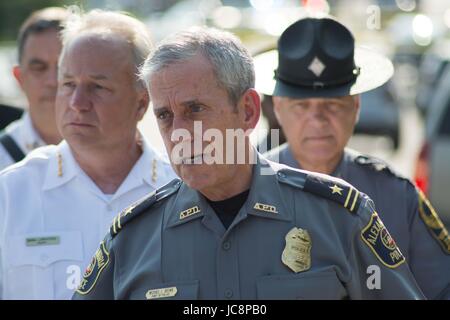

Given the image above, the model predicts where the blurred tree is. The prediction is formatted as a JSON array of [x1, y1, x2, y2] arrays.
[[0, 0, 73, 41]]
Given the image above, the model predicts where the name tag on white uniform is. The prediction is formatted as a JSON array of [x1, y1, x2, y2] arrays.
[[26, 236, 60, 247]]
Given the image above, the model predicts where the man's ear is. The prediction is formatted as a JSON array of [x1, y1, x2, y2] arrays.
[[12, 65, 24, 89], [240, 88, 260, 130], [136, 88, 150, 121]]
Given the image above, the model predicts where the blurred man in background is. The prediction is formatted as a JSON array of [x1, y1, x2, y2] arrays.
[[0, 8, 176, 299], [260, 17, 450, 299], [0, 7, 67, 169]]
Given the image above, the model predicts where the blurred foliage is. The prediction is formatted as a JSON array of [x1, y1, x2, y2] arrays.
[[0, 0, 74, 42]]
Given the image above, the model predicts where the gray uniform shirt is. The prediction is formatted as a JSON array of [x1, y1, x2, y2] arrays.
[[73, 154, 424, 300], [265, 143, 450, 299]]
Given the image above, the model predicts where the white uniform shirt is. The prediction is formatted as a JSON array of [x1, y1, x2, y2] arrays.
[[0, 112, 46, 171], [0, 138, 177, 299]]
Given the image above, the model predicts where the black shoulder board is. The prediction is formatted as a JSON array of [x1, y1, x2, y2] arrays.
[[110, 178, 182, 237], [276, 168, 363, 214]]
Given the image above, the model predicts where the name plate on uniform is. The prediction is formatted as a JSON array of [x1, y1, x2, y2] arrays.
[[179, 206, 200, 220], [26, 236, 60, 247], [146, 286, 178, 300]]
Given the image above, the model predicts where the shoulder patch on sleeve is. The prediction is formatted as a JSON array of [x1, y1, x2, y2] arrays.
[[417, 189, 450, 254], [76, 237, 111, 295], [276, 168, 363, 214], [110, 178, 182, 237], [361, 212, 406, 268]]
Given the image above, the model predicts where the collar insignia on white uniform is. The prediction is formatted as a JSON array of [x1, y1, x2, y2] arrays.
[[57, 152, 63, 177], [254, 202, 278, 214], [179, 206, 201, 220], [151, 159, 157, 183], [145, 286, 178, 300], [417, 189, 450, 254], [282, 227, 312, 273], [76, 241, 110, 295], [361, 212, 405, 268]]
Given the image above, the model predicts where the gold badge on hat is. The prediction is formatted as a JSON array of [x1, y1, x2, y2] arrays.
[[282, 227, 312, 273]]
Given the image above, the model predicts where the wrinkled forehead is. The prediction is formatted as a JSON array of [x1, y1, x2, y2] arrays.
[[148, 54, 220, 103]]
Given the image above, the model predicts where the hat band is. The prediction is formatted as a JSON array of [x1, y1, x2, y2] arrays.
[[274, 66, 361, 89]]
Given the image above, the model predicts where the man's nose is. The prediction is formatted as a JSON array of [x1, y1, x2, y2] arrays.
[[45, 66, 58, 89], [170, 115, 202, 147], [172, 115, 195, 136], [69, 86, 91, 112], [309, 103, 329, 122]]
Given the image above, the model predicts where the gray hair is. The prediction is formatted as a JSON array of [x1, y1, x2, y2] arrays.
[[59, 6, 152, 86], [140, 27, 255, 106]]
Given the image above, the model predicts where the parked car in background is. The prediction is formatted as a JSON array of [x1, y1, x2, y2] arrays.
[[355, 82, 401, 149], [416, 54, 449, 117], [415, 62, 450, 228]]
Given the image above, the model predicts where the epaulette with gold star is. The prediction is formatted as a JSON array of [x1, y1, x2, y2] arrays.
[[110, 178, 182, 238], [276, 168, 363, 214]]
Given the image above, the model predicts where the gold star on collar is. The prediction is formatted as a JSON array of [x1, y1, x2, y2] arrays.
[[329, 184, 343, 196]]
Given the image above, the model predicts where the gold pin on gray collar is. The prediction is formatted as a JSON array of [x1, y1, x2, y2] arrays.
[[254, 202, 278, 214], [179, 206, 201, 220]]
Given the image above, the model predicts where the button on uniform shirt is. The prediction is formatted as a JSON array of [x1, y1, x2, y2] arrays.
[[0, 112, 46, 170], [73, 154, 424, 300], [265, 144, 450, 299], [0, 136, 177, 299]]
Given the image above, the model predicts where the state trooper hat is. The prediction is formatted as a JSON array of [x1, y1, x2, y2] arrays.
[[254, 17, 394, 98]]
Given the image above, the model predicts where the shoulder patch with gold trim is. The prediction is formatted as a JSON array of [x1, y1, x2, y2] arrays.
[[276, 168, 363, 214], [417, 189, 450, 254], [361, 212, 405, 268], [76, 239, 110, 295], [110, 178, 182, 237], [355, 153, 450, 254]]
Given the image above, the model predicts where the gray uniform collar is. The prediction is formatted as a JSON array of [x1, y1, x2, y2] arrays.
[[166, 152, 292, 236]]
